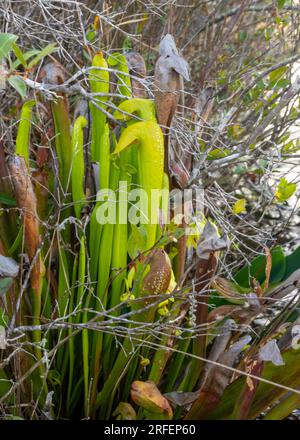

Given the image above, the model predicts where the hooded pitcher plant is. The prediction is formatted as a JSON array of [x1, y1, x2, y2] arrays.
[[71, 115, 88, 219], [112, 120, 165, 250], [88, 52, 109, 163], [113, 98, 156, 123], [100, 98, 157, 377], [15, 100, 35, 166], [113, 97, 158, 208], [88, 53, 110, 280], [88, 56, 133, 405]]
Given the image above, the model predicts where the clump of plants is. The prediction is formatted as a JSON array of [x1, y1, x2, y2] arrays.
[[1, 30, 300, 421]]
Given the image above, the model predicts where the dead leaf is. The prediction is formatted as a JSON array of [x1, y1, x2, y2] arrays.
[[196, 221, 228, 260], [259, 339, 285, 366], [265, 269, 300, 301], [0, 255, 19, 278], [158, 34, 190, 81], [291, 324, 300, 349], [212, 276, 246, 304], [264, 247, 272, 292], [0, 325, 6, 350], [154, 34, 190, 172], [125, 52, 147, 98], [131, 380, 173, 419], [200, 319, 235, 387], [246, 376, 254, 392], [9, 155, 43, 293], [185, 335, 251, 419], [164, 391, 199, 408]]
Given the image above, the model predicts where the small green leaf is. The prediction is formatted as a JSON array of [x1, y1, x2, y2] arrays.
[[127, 266, 136, 289], [0, 33, 18, 61], [264, 28, 273, 41], [86, 29, 97, 43], [27, 43, 57, 68], [0, 193, 17, 206], [207, 148, 231, 160], [0, 278, 13, 297], [268, 66, 288, 87], [122, 36, 133, 51], [289, 107, 299, 121], [8, 75, 26, 98], [282, 140, 299, 154], [275, 177, 297, 203], [227, 125, 241, 139], [233, 199, 247, 214], [239, 31, 247, 42], [12, 43, 27, 68], [0, 308, 8, 327], [234, 165, 247, 175], [127, 224, 147, 260], [277, 0, 286, 9], [107, 52, 132, 97], [112, 402, 137, 420], [12, 49, 40, 69]]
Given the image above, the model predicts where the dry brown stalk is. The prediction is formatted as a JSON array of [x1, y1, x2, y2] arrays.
[[9, 156, 42, 295]]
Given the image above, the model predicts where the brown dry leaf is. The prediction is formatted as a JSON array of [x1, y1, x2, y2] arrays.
[[125, 52, 147, 98], [246, 376, 254, 392], [252, 277, 263, 297], [208, 305, 241, 322], [131, 380, 173, 419], [196, 221, 228, 261], [264, 246, 272, 292], [164, 391, 199, 408], [154, 34, 190, 172], [212, 276, 246, 304], [9, 156, 42, 293]]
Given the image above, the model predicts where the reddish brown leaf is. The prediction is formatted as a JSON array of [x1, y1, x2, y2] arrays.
[[9, 156, 43, 294]]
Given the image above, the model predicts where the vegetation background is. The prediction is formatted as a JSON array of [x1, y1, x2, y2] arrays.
[[1, 0, 300, 421]]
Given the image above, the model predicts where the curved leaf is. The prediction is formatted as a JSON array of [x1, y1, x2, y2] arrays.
[[71, 115, 87, 218], [15, 100, 35, 163], [113, 121, 164, 249], [114, 98, 156, 122], [0, 33, 17, 61]]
